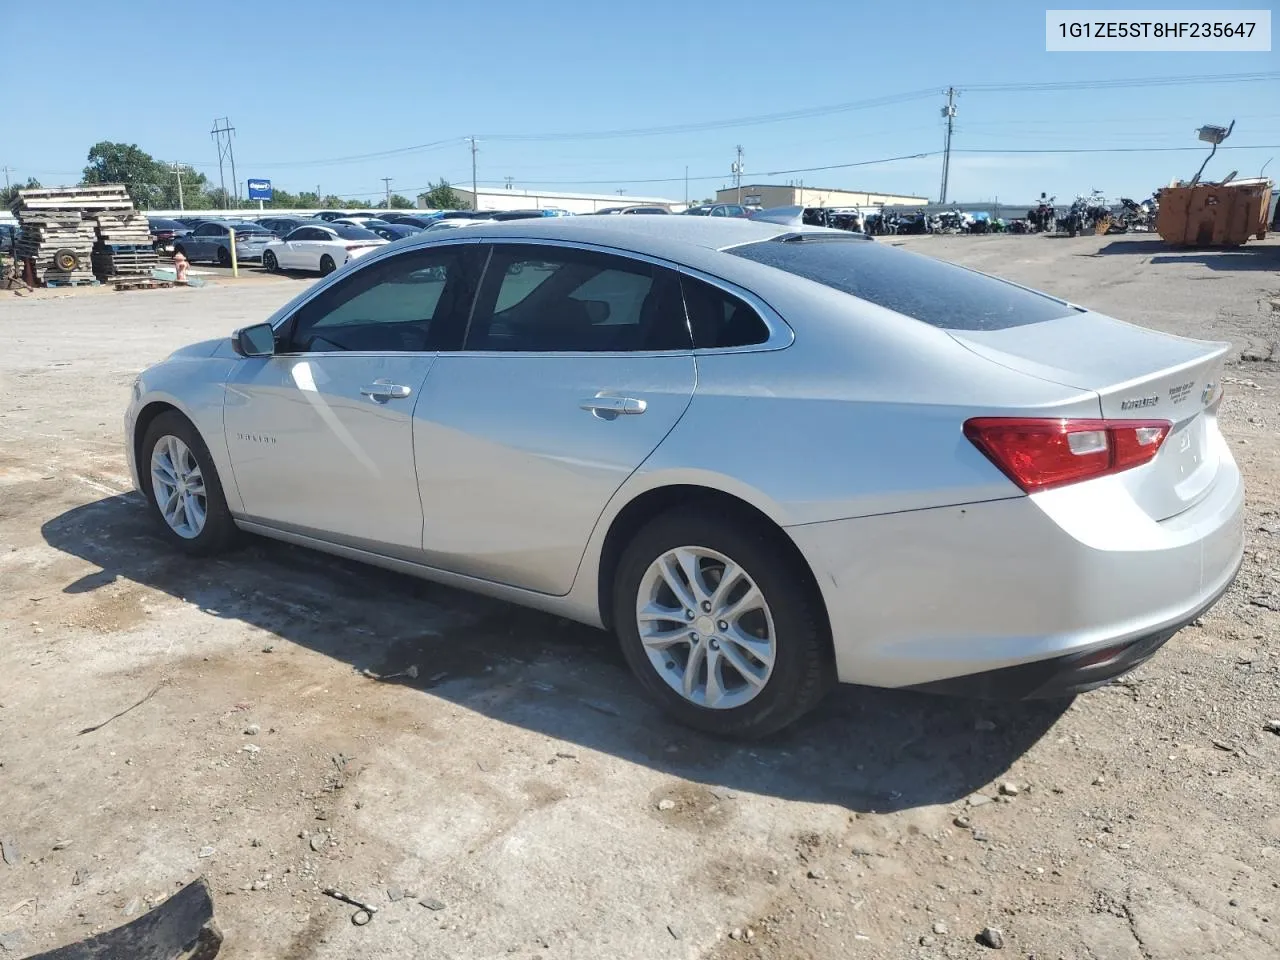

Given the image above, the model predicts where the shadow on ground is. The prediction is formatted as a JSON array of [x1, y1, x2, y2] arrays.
[[44, 495, 1068, 814], [1094, 237, 1280, 271]]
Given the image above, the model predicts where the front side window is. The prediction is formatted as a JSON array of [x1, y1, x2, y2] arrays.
[[466, 245, 690, 352], [194, 223, 221, 237], [280, 248, 472, 353]]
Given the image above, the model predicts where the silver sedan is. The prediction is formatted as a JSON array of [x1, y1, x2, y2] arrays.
[[124, 216, 1243, 736]]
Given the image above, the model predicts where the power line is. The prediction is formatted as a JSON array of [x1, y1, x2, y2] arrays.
[[954, 143, 1280, 155], [964, 71, 1280, 93]]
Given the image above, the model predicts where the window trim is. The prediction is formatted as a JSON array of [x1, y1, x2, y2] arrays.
[[452, 238, 792, 358], [259, 236, 793, 358]]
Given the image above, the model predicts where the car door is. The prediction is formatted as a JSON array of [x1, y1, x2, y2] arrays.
[[277, 227, 308, 268], [412, 241, 697, 594], [186, 223, 213, 260], [302, 228, 331, 271], [222, 244, 478, 551]]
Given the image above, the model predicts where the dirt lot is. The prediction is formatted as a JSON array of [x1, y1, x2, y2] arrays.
[[1, 233, 1278, 960]]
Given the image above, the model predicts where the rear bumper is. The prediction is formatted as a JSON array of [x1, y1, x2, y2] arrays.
[[902, 564, 1238, 698], [787, 441, 1244, 690]]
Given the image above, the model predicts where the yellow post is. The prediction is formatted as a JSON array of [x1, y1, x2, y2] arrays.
[[228, 227, 239, 278]]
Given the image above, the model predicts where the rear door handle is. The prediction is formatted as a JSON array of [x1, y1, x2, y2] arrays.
[[360, 381, 412, 403], [580, 396, 647, 420]]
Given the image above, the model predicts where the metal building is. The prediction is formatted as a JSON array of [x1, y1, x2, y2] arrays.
[[716, 184, 929, 209], [446, 188, 680, 215]]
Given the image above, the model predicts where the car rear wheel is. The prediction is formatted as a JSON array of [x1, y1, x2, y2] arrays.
[[140, 412, 237, 556], [319, 254, 336, 276], [613, 505, 833, 737], [263, 250, 279, 272], [217, 246, 231, 267]]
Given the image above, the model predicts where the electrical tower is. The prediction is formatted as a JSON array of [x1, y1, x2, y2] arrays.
[[732, 145, 744, 204], [939, 88, 957, 204], [211, 117, 238, 209]]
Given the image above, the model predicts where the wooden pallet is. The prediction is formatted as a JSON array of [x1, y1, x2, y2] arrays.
[[113, 277, 173, 291], [43, 275, 99, 287]]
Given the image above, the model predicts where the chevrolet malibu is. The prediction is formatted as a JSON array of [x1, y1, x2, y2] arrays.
[[125, 217, 1243, 736]]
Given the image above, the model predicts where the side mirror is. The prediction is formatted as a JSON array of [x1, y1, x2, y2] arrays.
[[232, 322, 276, 358]]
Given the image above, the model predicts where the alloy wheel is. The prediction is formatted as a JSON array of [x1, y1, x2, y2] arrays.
[[150, 435, 207, 539], [635, 546, 776, 709]]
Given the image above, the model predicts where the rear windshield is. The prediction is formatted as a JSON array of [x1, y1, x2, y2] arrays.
[[331, 224, 381, 241], [728, 238, 1075, 330]]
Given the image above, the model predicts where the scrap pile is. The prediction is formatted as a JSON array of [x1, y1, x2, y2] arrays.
[[9, 184, 158, 286]]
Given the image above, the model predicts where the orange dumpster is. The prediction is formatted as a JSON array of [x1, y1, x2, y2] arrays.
[[1155, 178, 1272, 247]]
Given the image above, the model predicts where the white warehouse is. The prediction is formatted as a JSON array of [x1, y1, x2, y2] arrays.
[[443, 187, 680, 215]]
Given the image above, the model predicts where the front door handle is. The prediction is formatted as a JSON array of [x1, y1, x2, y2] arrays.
[[360, 381, 412, 403], [579, 396, 647, 420]]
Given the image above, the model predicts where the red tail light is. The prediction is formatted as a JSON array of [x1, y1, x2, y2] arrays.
[[964, 418, 1171, 492]]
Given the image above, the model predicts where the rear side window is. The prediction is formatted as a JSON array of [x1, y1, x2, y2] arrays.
[[680, 275, 769, 348], [728, 238, 1075, 330], [467, 244, 690, 352]]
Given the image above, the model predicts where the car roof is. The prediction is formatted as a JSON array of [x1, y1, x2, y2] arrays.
[[401, 214, 826, 257]]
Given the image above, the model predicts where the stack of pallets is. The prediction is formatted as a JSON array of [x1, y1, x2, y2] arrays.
[[10, 184, 136, 286], [12, 212, 98, 285], [91, 211, 159, 279]]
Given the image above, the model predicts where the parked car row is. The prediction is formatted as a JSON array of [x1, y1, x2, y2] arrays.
[[143, 203, 744, 275]]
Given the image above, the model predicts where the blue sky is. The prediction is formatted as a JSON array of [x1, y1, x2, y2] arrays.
[[7, 0, 1277, 205]]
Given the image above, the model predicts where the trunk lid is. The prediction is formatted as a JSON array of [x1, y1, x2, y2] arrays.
[[951, 311, 1229, 521]]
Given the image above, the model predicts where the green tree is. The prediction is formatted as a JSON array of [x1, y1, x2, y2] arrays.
[[265, 188, 300, 208], [388, 193, 412, 208], [82, 141, 172, 208], [418, 179, 468, 210], [2, 177, 41, 208]]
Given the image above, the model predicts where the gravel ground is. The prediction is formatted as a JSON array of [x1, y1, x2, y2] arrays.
[[0, 233, 1277, 960]]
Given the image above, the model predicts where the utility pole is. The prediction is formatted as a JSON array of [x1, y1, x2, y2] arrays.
[[382, 177, 392, 208], [211, 117, 238, 209], [939, 87, 957, 204], [684, 165, 689, 207], [171, 163, 185, 211], [465, 137, 479, 211], [504, 176, 514, 190], [732, 145, 744, 204], [1, 165, 12, 193]]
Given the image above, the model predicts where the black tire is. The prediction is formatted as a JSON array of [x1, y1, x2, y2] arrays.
[[319, 254, 336, 276], [139, 411, 238, 556], [173, 244, 187, 260], [217, 246, 231, 267], [263, 250, 279, 272], [612, 504, 834, 738], [54, 248, 79, 271]]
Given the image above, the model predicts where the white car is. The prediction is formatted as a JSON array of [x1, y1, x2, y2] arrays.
[[262, 223, 388, 276], [425, 218, 495, 232]]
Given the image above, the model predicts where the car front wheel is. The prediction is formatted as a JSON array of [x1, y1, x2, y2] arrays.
[[140, 412, 237, 556], [613, 505, 833, 737]]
